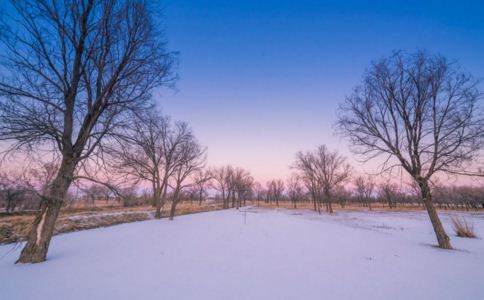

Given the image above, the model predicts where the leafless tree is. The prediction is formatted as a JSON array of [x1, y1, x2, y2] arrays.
[[286, 174, 304, 208], [333, 185, 351, 208], [81, 183, 110, 206], [192, 169, 213, 206], [231, 168, 253, 208], [168, 137, 206, 220], [0, 0, 176, 263], [0, 173, 29, 213], [213, 165, 253, 209], [354, 175, 376, 210], [213, 166, 231, 209], [108, 112, 193, 218], [253, 182, 264, 205], [266, 179, 284, 206], [377, 181, 401, 209], [337, 51, 484, 249], [214, 165, 233, 208], [0, 161, 60, 212], [294, 145, 351, 214]]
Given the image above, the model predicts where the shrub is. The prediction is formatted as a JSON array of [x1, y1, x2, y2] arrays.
[[451, 217, 476, 238]]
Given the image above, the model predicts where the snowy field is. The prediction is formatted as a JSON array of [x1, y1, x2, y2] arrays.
[[1, 207, 484, 300]]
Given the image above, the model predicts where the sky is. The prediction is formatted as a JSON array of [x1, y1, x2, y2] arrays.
[[4, 0, 482, 184], [4, 0, 483, 183], [156, 0, 484, 183]]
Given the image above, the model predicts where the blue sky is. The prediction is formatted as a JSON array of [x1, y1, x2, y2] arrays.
[[157, 0, 484, 182]]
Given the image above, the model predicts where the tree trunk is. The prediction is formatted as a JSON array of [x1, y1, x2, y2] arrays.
[[155, 181, 167, 219], [328, 201, 333, 214], [418, 179, 452, 249], [169, 189, 180, 221], [151, 181, 157, 207], [169, 200, 177, 220], [325, 190, 333, 214], [16, 157, 76, 263]]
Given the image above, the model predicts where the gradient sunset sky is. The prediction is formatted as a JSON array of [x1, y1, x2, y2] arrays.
[[156, 0, 484, 183]]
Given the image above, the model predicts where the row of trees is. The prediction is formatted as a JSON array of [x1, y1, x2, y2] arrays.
[[5, 161, 484, 213]]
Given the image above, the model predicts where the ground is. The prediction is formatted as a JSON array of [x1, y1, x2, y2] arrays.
[[0, 201, 222, 244], [0, 207, 483, 300]]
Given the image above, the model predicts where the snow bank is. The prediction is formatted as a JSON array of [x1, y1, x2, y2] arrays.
[[0, 208, 483, 300]]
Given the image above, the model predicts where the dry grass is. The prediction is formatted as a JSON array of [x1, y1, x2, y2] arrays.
[[254, 201, 427, 212], [451, 217, 477, 238], [0, 202, 223, 244], [254, 201, 483, 213]]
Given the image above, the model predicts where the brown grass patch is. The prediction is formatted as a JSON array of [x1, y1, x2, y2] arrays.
[[0, 202, 223, 244], [451, 217, 476, 238]]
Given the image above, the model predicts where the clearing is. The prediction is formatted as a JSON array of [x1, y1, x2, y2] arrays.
[[0, 207, 483, 300]]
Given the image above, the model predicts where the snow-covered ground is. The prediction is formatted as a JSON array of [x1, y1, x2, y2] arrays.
[[1, 207, 483, 300]]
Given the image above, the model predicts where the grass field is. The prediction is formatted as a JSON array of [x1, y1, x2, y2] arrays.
[[0, 201, 223, 244]]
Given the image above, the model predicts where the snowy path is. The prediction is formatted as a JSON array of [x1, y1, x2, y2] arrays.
[[1, 208, 483, 300]]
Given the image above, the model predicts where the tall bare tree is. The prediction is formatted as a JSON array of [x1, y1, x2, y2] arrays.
[[231, 168, 253, 208], [337, 51, 484, 249], [192, 169, 213, 206], [110, 112, 165, 207], [286, 174, 304, 208], [168, 137, 205, 220], [0, 0, 175, 263], [213, 166, 231, 209], [213, 165, 253, 209], [354, 175, 376, 210], [377, 181, 401, 210], [294, 145, 351, 214], [253, 182, 264, 205], [266, 179, 284, 206]]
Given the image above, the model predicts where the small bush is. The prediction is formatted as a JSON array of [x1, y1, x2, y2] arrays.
[[451, 217, 476, 238]]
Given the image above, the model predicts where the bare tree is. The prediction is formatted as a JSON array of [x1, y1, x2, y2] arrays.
[[192, 169, 213, 206], [253, 182, 264, 205], [81, 183, 110, 206], [354, 175, 376, 210], [377, 181, 401, 209], [231, 168, 253, 208], [293, 151, 322, 212], [266, 179, 284, 206], [110, 111, 200, 218], [294, 145, 351, 214], [168, 137, 206, 220], [0, 0, 175, 263], [0, 173, 29, 213], [213, 166, 233, 209], [333, 185, 351, 208], [337, 51, 484, 249], [113, 112, 168, 209], [286, 174, 304, 208], [212, 165, 253, 209]]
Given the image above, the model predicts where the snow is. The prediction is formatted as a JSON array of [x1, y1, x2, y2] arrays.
[[1, 207, 484, 300]]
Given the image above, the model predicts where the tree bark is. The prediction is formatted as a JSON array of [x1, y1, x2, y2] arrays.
[[418, 179, 452, 249], [16, 157, 76, 263], [169, 189, 180, 221], [155, 181, 167, 219], [324, 190, 333, 214]]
